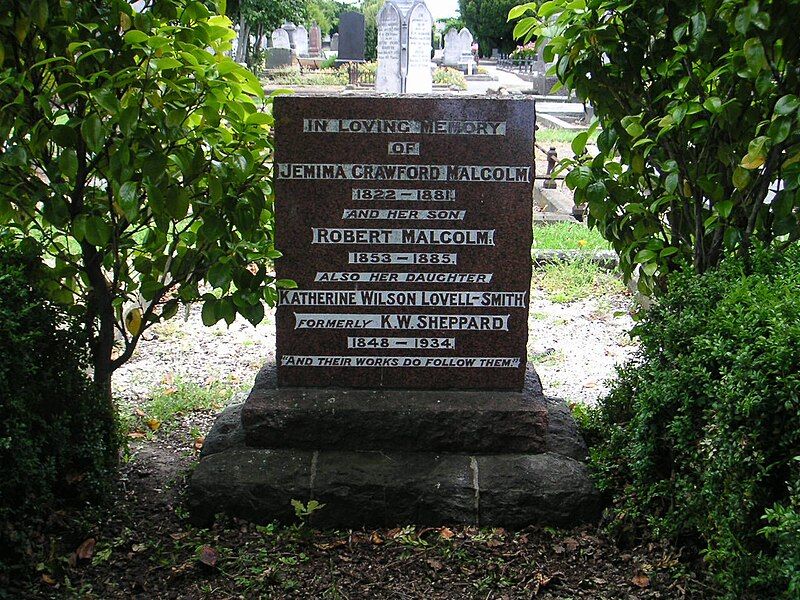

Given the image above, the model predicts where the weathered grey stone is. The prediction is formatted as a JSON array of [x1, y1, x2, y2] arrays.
[[241, 364, 548, 454], [477, 453, 601, 526], [199, 395, 246, 458], [187, 448, 312, 526], [188, 447, 599, 528], [544, 396, 589, 460]]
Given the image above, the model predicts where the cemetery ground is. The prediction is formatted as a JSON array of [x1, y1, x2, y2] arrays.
[[7, 224, 713, 599]]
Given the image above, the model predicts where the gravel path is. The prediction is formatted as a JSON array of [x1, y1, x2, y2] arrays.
[[113, 285, 635, 408]]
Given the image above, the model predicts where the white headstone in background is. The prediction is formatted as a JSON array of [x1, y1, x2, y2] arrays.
[[294, 25, 310, 56], [376, 2, 402, 93], [458, 27, 475, 74], [405, 2, 433, 93], [375, 0, 432, 93], [443, 28, 460, 67], [272, 28, 290, 50]]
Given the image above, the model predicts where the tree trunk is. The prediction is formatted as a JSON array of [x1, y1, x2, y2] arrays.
[[235, 14, 249, 63]]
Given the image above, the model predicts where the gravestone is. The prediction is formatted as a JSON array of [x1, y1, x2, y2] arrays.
[[294, 25, 310, 57], [443, 28, 460, 67], [458, 28, 475, 71], [376, 0, 433, 93], [331, 32, 339, 53], [271, 27, 290, 50], [322, 34, 331, 51], [282, 21, 297, 53], [189, 96, 600, 529], [309, 23, 322, 56], [265, 47, 293, 70], [337, 12, 365, 63]]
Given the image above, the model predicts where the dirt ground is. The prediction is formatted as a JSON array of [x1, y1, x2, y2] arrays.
[[4, 424, 713, 599]]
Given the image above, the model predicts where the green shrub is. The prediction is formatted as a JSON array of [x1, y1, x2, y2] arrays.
[[263, 66, 348, 86], [586, 247, 800, 598], [0, 244, 119, 567], [433, 67, 467, 90]]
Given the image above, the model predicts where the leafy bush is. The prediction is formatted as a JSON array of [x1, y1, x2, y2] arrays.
[[0, 244, 118, 567], [586, 246, 800, 597], [263, 66, 348, 85], [433, 67, 467, 90]]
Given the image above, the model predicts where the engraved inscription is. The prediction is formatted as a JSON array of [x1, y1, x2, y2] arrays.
[[302, 119, 507, 135], [347, 337, 455, 349], [342, 209, 466, 220], [313, 228, 495, 245], [277, 163, 530, 182], [315, 272, 492, 283], [281, 355, 522, 368], [347, 252, 457, 265]]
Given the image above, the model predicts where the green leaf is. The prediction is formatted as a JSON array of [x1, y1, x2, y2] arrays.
[[571, 131, 589, 155], [732, 166, 751, 190], [716, 200, 733, 218], [81, 114, 104, 153], [703, 97, 722, 113], [768, 117, 791, 144], [165, 189, 190, 220], [123, 30, 149, 44], [665, 172, 679, 194], [508, 3, 537, 20], [743, 38, 768, 72], [276, 279, 298, 289], [774, 95, 799, 116], [624, 122, 645, 138], [84, 216, 112, 246], [635, 249, 657, 263], [201, 299, 219, 326], [118, 181, 139, 221], [207, 261, 231, 289], [154, 57, 183, 71], [587, 181, 606, 203]]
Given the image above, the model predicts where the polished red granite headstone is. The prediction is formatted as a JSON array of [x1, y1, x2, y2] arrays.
[[273, 96, 535, 390]]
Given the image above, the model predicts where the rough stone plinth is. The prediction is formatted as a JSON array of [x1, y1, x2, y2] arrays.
[[188, 447, 599, 528], [241, 365, 549, 454]]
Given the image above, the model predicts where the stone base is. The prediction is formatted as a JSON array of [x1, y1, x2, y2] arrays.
[[187, 365, 601, 528]]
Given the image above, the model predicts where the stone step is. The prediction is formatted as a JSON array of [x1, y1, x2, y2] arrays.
[[187, 447, 601, 529], [240, 365, 549, 454]]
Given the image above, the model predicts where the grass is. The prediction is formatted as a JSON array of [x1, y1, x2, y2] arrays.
[[121, 378, 240, 435], [536, 128, 599, 144], [533, 222, 611, 251], [534, 258, 624, 303]]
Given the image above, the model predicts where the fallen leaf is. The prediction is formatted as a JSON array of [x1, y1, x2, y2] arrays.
[[427, 558, 444, 571], [485, 538, 504, 547], [314, 539, 347, 550], [76, 538, 96, 561], [553, 544, 565, 554], [169, 532, 189, 541], [131, 543, 146, 553], [439, 527, 454, 540], [41, 574, 56, 586], [563, 537, 579, 551], [198, 545, 218, 568], [128, 432, 146, 439], [134, 407, 146, 417], [370, 531, 383, 545], [632, 573, 650, 588], [385, 527, 402, 539], [193, 436, 205, 451], [145, 418, 161, 431]]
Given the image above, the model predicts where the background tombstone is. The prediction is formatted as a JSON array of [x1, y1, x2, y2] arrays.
[[309, 23, 322, 56], [322, 34, 331, 51], [271, 28, 290, 50], [265, 47, 293, 70], [376, 2, 402, 92], [443, 28, 460, 67], [376, 0, 432, 93], [331, 33, 339, 53], [405, 1, 433, 92], [282, 21, 297, 53], [337, 12, 365, 63], [458, 27, 475, 74], [294, 25, 310, 57]]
